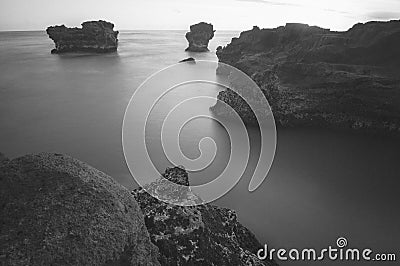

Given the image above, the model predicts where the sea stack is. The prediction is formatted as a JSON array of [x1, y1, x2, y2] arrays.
[[185, 22, 215, 52], [46, 20, 119, 54]]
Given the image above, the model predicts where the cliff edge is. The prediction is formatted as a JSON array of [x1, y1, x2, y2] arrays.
[[214, 20, 400, 133]]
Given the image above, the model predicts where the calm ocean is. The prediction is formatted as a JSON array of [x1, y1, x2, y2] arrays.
[[0, 30, 399, 265]]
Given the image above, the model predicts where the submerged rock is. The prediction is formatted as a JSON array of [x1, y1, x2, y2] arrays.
[[133, 166, 277, 266], [179, 57, 196, 63], [46, 20, 119, 54], [214, 20, 400, 133], [185, 22, 215, 52], [0, 153, 159, 266]]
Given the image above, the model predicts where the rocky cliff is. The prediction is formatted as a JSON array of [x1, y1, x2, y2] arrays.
[[213, 20, 400, 133], [0, 153, 159, 266], [133, 166, 277, 266], [46, 20, 119, 54], [185, 22, 215, 52]]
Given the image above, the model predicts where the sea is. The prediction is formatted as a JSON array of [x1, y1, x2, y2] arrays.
[[0, 30, 399, 265]]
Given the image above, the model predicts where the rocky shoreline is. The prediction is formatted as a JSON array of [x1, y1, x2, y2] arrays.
[[46, 20, 119, 54], [0, 153, 275, 265], [212, 21, 400, 134]]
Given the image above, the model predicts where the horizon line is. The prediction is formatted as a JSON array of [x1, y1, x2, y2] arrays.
[[0, 29, 242, 33], [1, 18, 398, 33]]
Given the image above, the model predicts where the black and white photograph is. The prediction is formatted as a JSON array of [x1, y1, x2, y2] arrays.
[[1, 0, 399, 265]]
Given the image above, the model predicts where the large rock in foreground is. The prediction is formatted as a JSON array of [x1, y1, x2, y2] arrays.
[[46, 20, 119, 54], [214, 21, 400, 133], [133, 166, 277, 266], [185, 22, 215, 52], [0, 153, 159, 266]]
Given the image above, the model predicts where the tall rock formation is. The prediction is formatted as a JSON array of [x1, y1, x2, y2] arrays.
[[185, 22, 215, 52], [214, 21, 400, 133], [46, 20, 119, 54]]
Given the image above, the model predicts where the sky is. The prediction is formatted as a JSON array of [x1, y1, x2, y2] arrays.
[[0, 0, 399, 31]]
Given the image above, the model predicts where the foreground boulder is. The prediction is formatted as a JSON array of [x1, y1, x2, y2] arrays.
[[0, 153, 159, 265], [133, 166, 277, 266], [46, 20, 119, 54], [214, 21, 400, 133], [185, 22, 215, 52]]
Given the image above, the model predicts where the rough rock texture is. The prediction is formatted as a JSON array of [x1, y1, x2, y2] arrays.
[[185, 22, 215, 52], [0, 152, 9, 166], [213, 21, 400, 133], [133, 166, 276, 266], [0, 153, 159, 266], [46, 20, 119, 54]]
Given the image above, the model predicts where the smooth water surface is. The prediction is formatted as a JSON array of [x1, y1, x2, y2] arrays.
[[1, 30, 399, 265]]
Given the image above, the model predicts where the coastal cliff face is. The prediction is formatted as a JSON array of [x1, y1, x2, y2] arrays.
[[185, 22, 215, 52], [0, 153, 159, 266], [214, 20, 400, 133], [46, 20, 119, 54], [133, 166, 277, 266]]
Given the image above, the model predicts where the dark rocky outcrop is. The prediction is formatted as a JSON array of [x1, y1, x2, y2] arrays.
[[179, 57, 196, 63], [133, 166, 277, 266], [185, 22, 215, 52], [213, 21, 400, 133], [0, 152, 276, 265], [46, 20, 119, 54], [0, 153, 159, 266]]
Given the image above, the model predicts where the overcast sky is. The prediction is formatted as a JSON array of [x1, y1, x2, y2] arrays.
[[1, 0, 399, 31]]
